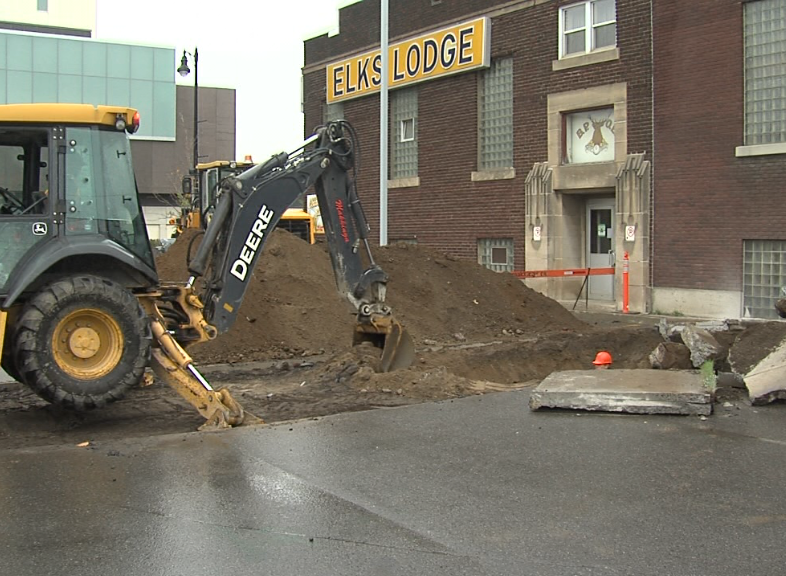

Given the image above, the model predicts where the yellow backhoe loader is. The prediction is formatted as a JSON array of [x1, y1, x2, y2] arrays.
[[180, 159, 317, 244], [0, 104, 414, 430]]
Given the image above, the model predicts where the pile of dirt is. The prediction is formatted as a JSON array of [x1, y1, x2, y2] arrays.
[[156, 229, 586, 364]]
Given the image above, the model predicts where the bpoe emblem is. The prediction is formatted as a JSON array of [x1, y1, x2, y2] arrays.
[[32, 222, 48, 236]]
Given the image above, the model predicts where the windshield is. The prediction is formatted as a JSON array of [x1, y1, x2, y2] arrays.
[[65, 127, 154, 270]]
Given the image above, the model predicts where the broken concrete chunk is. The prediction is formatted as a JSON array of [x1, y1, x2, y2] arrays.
[[529, 369, 712, 415], [658, 319, 686, 343], [744, 339, 786, 405], [649, 342, 692, 370], [715, 372, 746, 389], [681, 326, 725, 368], [695, 320, 730, 332]]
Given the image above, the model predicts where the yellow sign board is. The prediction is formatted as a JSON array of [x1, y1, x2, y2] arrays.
[[326, 17, 490, 103]]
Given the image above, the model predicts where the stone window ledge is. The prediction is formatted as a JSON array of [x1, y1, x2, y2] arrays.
[[388, 177, 420, 189], [471, 168, 516, 181], [735, 143, 786, 157], [552, 47, 619, 72]]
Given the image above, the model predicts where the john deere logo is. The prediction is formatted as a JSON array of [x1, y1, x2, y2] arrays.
[[32, 222, 47, 236]]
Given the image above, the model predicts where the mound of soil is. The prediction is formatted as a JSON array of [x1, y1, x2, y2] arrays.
[[156, 229, 585, 364]]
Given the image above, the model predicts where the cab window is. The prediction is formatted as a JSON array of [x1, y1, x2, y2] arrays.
[[0, 127, 49, 216], [64, 127, 154, 269], [0, 127, 50, 289]]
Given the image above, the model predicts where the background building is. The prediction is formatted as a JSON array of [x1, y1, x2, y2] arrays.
[[652, 0, 786, 319], [304, 0, 654, 314], [304, 0, 786, 319], [0, 0, 236, 240]]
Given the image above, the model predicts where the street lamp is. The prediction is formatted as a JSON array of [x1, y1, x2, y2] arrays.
[[177, 48, 199, 172]]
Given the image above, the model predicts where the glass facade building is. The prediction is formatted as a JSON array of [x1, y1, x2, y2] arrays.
[[0, 31, 175, 140]]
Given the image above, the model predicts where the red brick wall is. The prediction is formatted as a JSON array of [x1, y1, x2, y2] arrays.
[[304, 0, 654, 269], [653, 0, 786, 292]]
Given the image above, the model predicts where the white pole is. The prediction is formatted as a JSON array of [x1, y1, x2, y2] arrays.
[[379, 0, 389, 246]]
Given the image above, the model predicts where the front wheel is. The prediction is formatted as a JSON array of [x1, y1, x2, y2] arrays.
[[14, 275, 151, 410]]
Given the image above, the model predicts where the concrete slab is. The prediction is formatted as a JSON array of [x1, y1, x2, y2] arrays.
[[745, 340, 786, 405], [529, 368, 712, 415]]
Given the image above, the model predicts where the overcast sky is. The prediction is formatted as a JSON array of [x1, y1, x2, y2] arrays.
[[94, 0, 361, 162]]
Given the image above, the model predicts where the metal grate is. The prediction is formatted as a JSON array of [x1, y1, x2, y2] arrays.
[[391, 88, 418, 178], [478, 238, 514, 273], [479, 58, 513, 169], [744, 0, 786, 145], [743, 239, 786, 319]]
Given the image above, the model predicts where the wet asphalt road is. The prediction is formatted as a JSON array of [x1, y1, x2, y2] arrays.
[[1, 391, 785, 576]]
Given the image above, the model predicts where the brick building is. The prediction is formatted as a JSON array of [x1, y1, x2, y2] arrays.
[[652, 0, 786, 319], [304, 0, 785, 319]]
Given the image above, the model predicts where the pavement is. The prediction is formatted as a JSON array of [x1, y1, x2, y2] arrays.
[[1, 390, 785, 576]]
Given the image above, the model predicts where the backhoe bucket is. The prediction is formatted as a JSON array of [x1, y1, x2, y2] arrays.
[[380, 322, 416, 372], [354, 316, 415, 373]]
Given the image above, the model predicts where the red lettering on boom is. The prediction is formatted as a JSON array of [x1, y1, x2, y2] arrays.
[[335, 199, 350, 243]]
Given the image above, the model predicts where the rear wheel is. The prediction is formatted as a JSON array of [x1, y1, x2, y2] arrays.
[[14, 275, 151, 410]]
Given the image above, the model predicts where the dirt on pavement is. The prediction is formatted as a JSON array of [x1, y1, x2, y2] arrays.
[[0, 229, 783, 449]]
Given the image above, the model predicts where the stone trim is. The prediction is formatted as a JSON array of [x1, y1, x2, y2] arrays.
[[471, 168, 516, 181], [552, 47, 620, 72], [547, 82, 628, 187], [735, 143, 786, 157], [388, 176, 420, 189]]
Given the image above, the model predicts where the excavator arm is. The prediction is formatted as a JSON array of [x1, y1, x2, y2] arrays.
[[147, 121, 414, 429]]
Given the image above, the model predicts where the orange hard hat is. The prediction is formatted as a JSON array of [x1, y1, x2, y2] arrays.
[[592, 351, 613, 365]]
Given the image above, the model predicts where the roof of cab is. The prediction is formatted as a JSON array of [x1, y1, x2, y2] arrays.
[[0, 103, 138, 127]]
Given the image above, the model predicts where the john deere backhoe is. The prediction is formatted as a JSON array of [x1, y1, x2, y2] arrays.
[[0, 103, 413, 429]]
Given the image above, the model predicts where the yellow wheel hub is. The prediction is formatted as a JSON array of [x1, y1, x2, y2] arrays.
[[52, 308, 124, 379]]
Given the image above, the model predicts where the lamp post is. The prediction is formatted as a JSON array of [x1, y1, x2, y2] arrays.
[[177, 48, 199, 223], [177, 47, 199, 172]]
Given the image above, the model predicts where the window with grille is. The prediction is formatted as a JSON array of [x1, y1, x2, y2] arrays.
[[559, 0, 616, 58], [324, 101, 344, 123], [479, 58, 513, 170], [743, 239, 786, 319], [478, 238, 514, 273], [744, 0, 786, 145], [391, 88, 418, 178]]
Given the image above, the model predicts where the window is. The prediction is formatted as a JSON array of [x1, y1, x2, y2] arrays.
[[479, 58, 513, 170], [564, 108, 615, 164], [400, 118, 415, 142], [478, 238, 514, 273], [37, 0, 48, 11], [64, 127, 154, 268], [743, 239, 786, 319], [391, 88, 418, 179], [0, 127, 50, 288], [559, 0, 616, 58], [744, 0, 786, 146]]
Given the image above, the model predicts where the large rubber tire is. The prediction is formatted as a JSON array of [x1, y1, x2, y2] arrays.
[[14, 275, 151, 410]]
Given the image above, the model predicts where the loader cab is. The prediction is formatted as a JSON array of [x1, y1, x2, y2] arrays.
[[185, 160, 317, 243], [0, 104, 155, 297]]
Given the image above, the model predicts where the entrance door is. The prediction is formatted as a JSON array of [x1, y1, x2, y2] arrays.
[[587, 198, 614, 300]]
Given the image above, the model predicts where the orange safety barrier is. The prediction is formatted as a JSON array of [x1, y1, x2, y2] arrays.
[[513, 267, 615, 279]]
